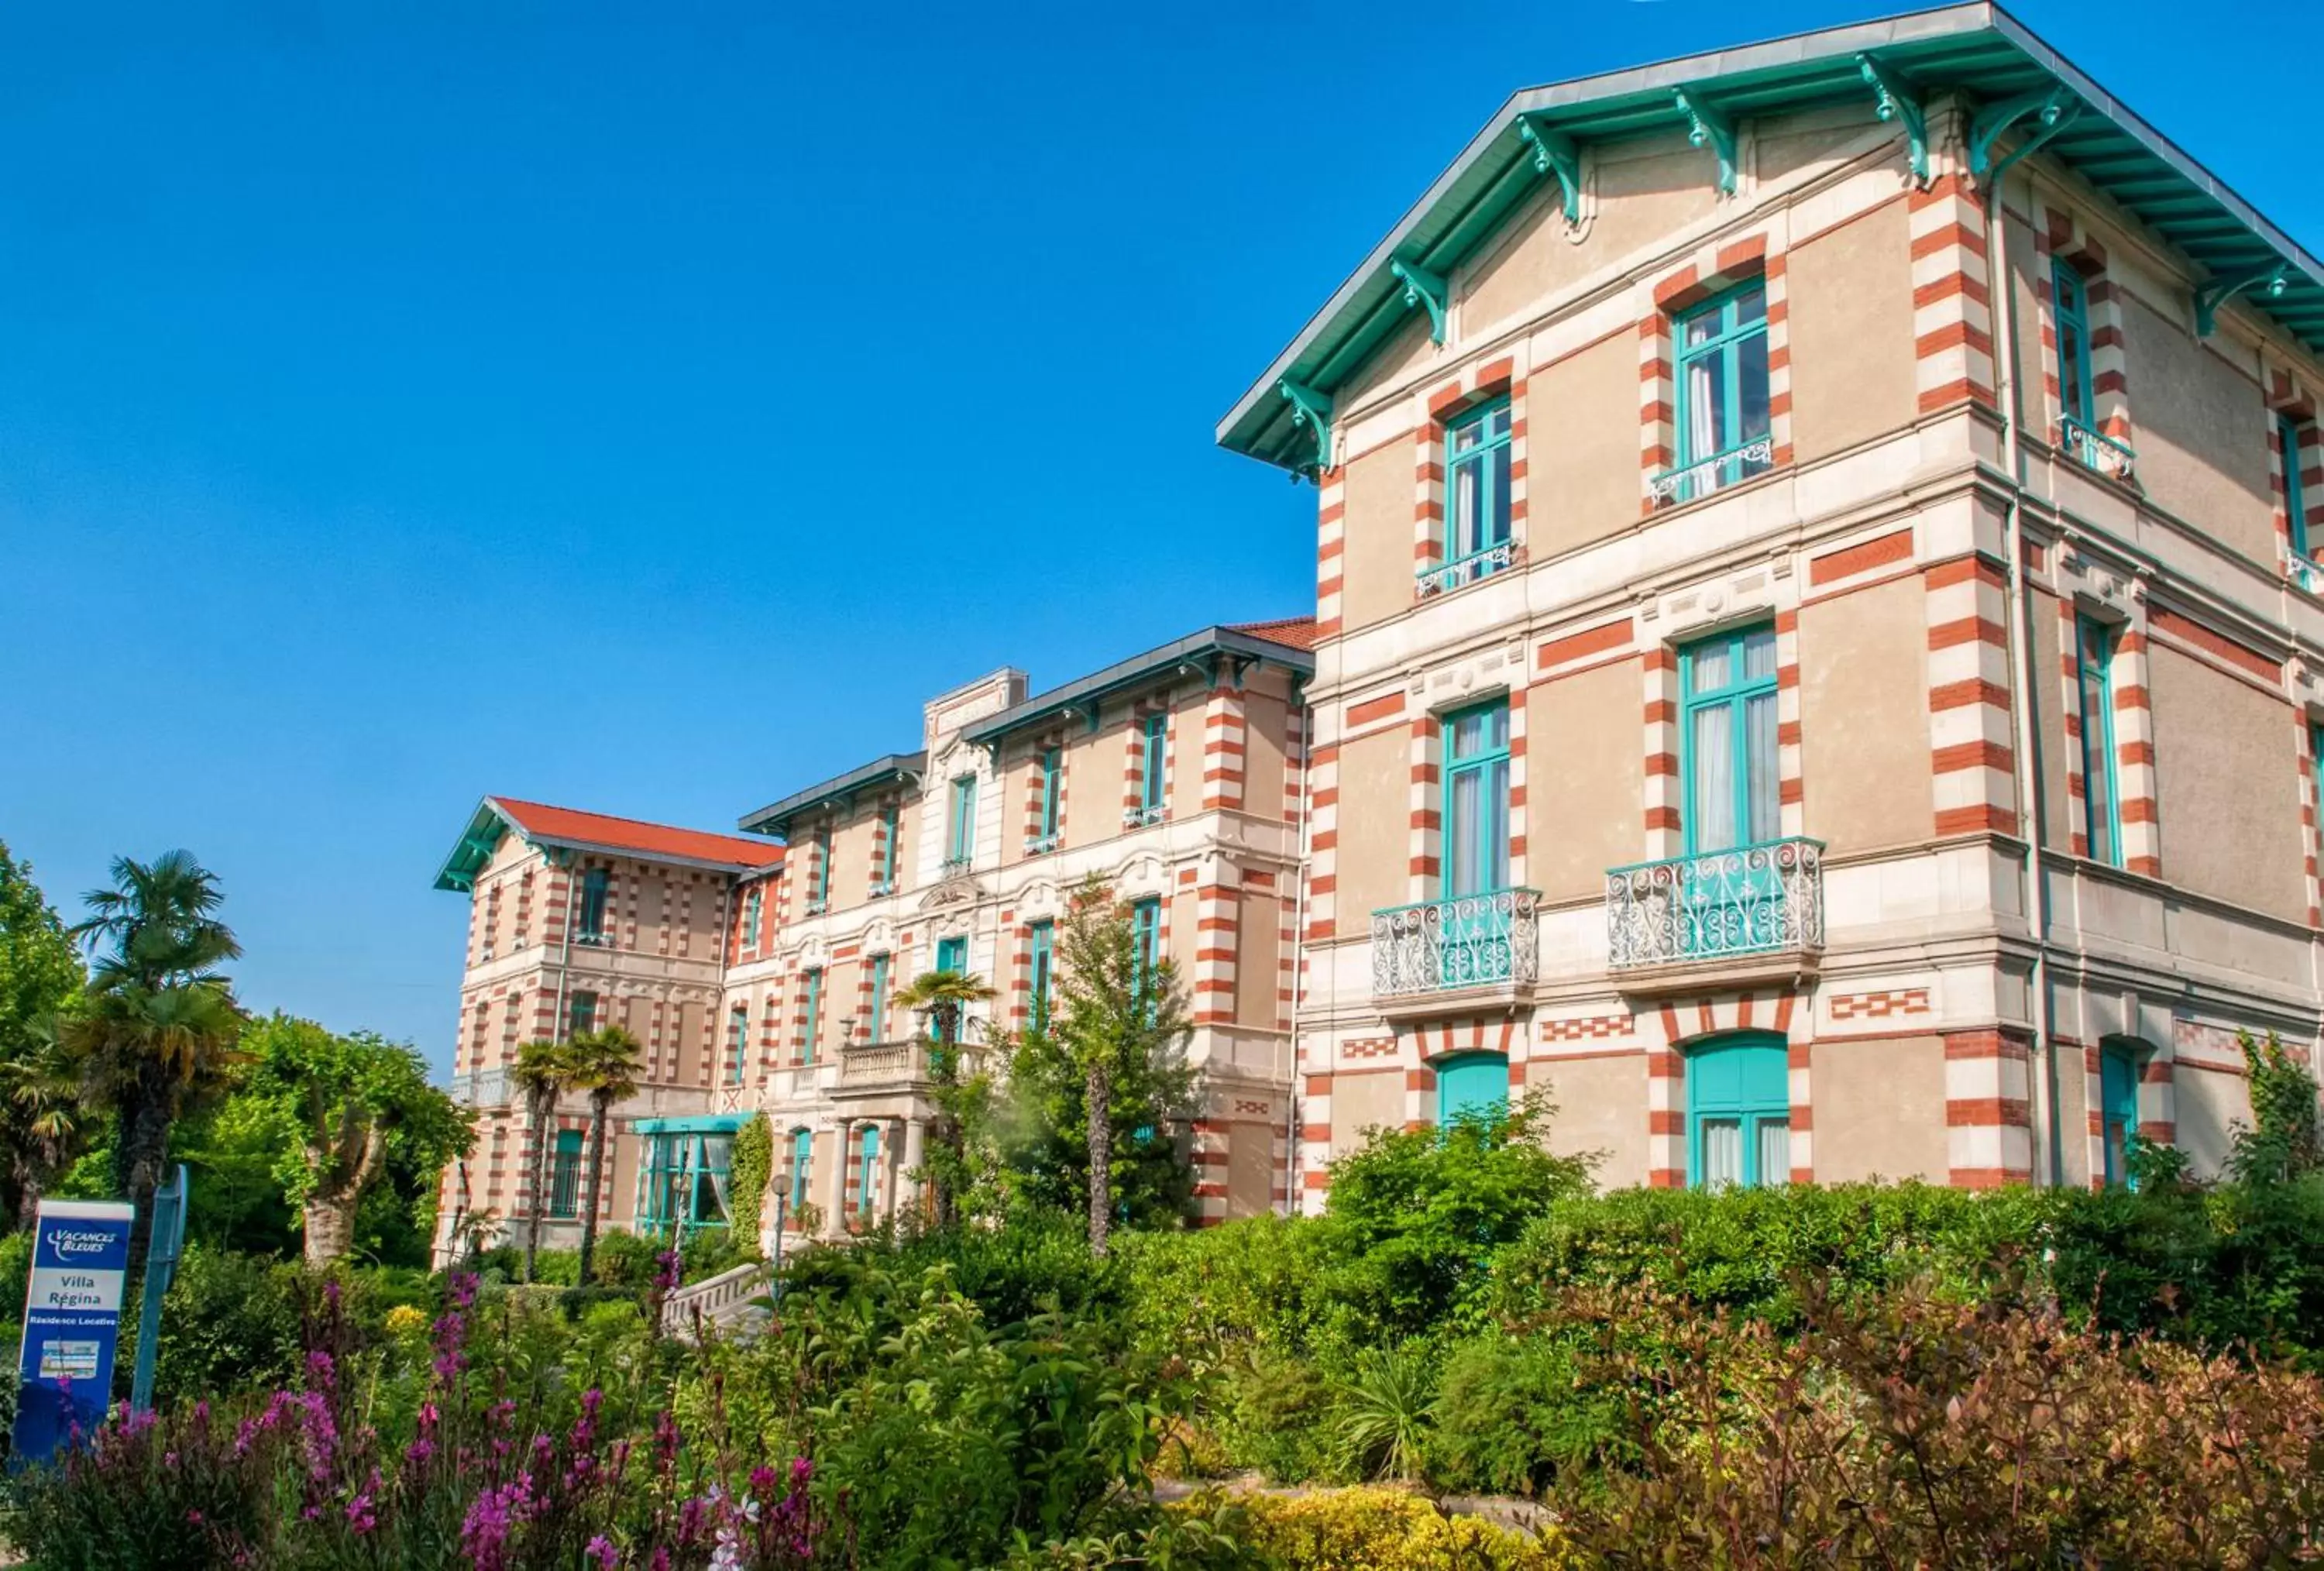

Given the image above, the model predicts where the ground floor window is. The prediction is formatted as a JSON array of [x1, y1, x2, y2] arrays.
[[1687, 1033, 1789, 1189], [1436, 1052, 1510, 1126], [789, 1126, 813, 1214], [856, 1124, 882, 1221], [546, 1129, 583, 1218], [634, 1119, 744, 1234], [2100, 1038, 2144, 1188]]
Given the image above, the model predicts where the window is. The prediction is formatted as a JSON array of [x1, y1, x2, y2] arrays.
[[1442, 702, 1511, 899], [1435, 1052, 1509, 1126], [741, 887, 762, 950], [2054, 259, 2093, 426], [874, 802, 900, 893], [1687, 1034, 1789, 1189], [1669, 284, 1772, 500], [1131, 899, 1161, 991], [799, 968, 823, 1064], [1033, 747, 1063, 848], [1433, 399, 1513, 591], [2074, 615, 2123, 867], [1681, 626, 1779, 854], [566, 990, 598, 1039], [637, 1125, 736, 1232], [2099, 1040, 2143, 1188], [1028, 921, 1055, 1025], [788, 1127, 814, 1214], [868, 952, 891, 1043], [936, 935, 968, 977], [856, 1124, 882, 1220], [2282, 414, 2312, 561], [727, 1006, 749, 1085], [946, 776, 977, 870], [1136, 713, 1168, 822], [577, 868, 610, 944], [547, 1129, 583, 1219]]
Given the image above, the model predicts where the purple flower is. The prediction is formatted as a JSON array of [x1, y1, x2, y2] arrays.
[[585, 1534, 620, 1569], [748, 1464, 776, 1495], [306, 1349, 336, 1391]]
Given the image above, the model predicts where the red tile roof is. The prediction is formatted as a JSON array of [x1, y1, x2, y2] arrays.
[[490, 797, 783, 871], [1228, 617, 1322, 651]]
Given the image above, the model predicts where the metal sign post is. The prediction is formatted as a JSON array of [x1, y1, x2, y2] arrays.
[[129, 1165, 189, 1415], [12, 1198, 136, 1463]]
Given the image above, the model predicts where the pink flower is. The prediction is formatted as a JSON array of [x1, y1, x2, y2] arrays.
[[585, 1534, 620, 1569]]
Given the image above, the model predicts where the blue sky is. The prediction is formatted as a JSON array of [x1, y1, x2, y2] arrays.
[[3, 0, 2312, 1074]]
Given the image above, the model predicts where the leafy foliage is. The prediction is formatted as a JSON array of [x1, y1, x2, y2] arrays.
[[2228, 1029, 2324, 1184], [727, 1112, 772, 1257], [1220, 1488, 1563, 1571], [0, 841, 85, 1226]]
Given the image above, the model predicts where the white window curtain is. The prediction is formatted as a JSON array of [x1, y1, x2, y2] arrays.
[[1693, 705, 1738, 852], [1756, 1118, 1790, 1186], [1700, 1118, 1743, 1188]]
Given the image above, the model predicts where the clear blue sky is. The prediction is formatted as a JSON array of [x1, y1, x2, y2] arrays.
[[3, 0, 2310, 1075]]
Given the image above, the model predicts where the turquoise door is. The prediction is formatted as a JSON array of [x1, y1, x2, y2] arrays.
[[857, 1124, 881, 1219], [2100, 1042, 2140, 1188], [1687, 1034, 1790, 1188], [789, 1127, 813, 1213], [936, 936, 967, 976], [1436, 1052, 1510, 1126]]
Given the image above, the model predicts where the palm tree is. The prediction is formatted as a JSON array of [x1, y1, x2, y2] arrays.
[[75, 851, 239, 992], [893, 968, 995, 1227], [2, 1026, 84, 1229], [511, 1037, 576, 1283], [564, 1025, 641, 1287]]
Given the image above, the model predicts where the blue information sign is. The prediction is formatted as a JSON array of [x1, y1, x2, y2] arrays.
[[13, 1198, 135, 1463]]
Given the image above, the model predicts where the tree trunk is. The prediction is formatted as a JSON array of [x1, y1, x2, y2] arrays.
[[576, 1092, 610, 1287], [303, 1195, 357, 1267], [521, 1085, 555, 1284], [119, 1084, 174, 1270], [1086, 1061, 1112, 1258]]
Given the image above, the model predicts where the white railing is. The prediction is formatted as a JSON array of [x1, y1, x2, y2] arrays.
[[2058, 414, 2136, 482], [1606, 838, 1824, 969], [449, 1068, 515, 1107], [1122, 804, 1166, 829], [1415, 541, 1516, 598], [1649, 435, 1775, 505], [1024, 831, 1062, 854], [660, 1261, 768, 1335], [1371, 889, 1540, 999], [939, 855, 974, 878], [839, 1038, 918, 1085]]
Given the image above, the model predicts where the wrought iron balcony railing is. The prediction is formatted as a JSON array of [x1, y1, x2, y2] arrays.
[[939, 854, 974, 878], [1415, 541, 1515, 599], [1649, 435, 1775, 506], [1606, 837, 1824, 970], [2058, 414, 2136, 481], [1371, 888, 1540, 999], [1024, 830, 1062, 855], [1122, 804, 1166, 829]]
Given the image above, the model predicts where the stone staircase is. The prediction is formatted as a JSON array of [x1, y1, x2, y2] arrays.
[[659, 1260, 772, 1339]]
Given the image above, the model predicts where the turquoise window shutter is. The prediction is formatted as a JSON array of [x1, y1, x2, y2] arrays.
[[1435, 1051, 1510, 1126], [1685, 1033, 1791, 1189]]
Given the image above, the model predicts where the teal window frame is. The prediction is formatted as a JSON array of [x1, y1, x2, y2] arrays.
[[546, 1129, 583, 1219], [875, 803, 900, 891], [947, 775, 978, 866], [1686, 1033, 1791, 1189], [577, 868, 610, 942], [2053, 259, 2093, 424], [2074, 614, 2123, 867], [1679, 625, 1780, 854], [1672, 282, 1772, 493], [2099, 1040, 2142, 1188], [936, 935, 967, 977], [788, 1127, 813, 1213], [800, 968, 823, 1064], [1037, 747, 1063, 841], [1443, 397, 1513, 575], [727, 1006, 749, 1085], [1140, 713, 1168, 813], [637, 1126, 736, 1234], [2282, 414, 2312, 559], [1131, 899, 1161, 990], [1028, 920, 1055, 1025], [566, 990, 597, 1039], [741, 887, 762, 950], [1440, 700, 1511, 899], [868, 952, 891, 1043], [809, 825, 832, 907], [1435, 1051, 1510, 1126], [856, 1124, 882, 1220]]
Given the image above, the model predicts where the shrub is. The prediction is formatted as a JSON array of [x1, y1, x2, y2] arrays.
[[129, 1244, 305, 1407], [1227, 1487, 1564, 1570], [1332, 1346, 1435, 1483], [1427, 1334, 1621, 1497], [589, 1229, 659, 1289], [1120, 1212, 1346, 1366], [1211, 1346, 1340, 1484]]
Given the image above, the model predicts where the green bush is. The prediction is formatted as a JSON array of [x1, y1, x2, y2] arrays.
[[1222, 1487, 1564, 1570], [588, 1229, 658, 1289], [1427, 1334, 1621, 1497], [727, 1113, 772, 1259], [130, 1244, 306, 1407]]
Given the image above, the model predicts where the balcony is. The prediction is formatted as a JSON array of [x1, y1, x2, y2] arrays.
[[1122, 804, 1166, 830], [2058, 414, 2136, 482], [1605, 837, 1824, 987], [939, 854, 974, 878], [836, 1036, 984, 1091], [1371, 889, 1540, 1006], [1025, 831, 1062, 855], [1649, 435, 1774, 506], [1415, 541, 1516, 600]]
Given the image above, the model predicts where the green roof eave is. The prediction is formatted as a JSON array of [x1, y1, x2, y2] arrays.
[[957, 627, 1315, 751], [433, 799, 513, 893], [737, 752, 929, 842], [1217, 2, 2324, 475]]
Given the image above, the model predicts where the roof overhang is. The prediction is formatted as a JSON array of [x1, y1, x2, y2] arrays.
[[433, 797, 779, 892], [737, 752, 929, 842], [1218, 2, 2324, 475], [957, 626, 1317, 751]]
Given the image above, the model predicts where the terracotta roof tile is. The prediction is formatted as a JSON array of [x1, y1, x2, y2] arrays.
[[1227, 616, 1322, 651], [490, 797, 783, 871]]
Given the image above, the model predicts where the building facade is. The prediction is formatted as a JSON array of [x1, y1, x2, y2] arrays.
[[1216, 5, 2324, 1204]]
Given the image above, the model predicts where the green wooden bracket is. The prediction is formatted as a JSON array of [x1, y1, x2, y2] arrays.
[[1515, 113, 1583, 226], [2195, 261, 2290, 337], [1673, 88, 1738, 196], [1970, 84, 2074, 178], [1857, 54, 1929, 187], [1390, 258, 1449, 345], [1278, 379, 1333, 475]]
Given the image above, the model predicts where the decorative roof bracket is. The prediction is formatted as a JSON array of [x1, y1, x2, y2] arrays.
[[2195, 260, 2290, 337], [1389, 259, 1449, 345], [1673, 87, 1738, 196], [1514, 114, 1583, 226], [1278, 379, 1333, 476], [1856, 54, 1929, 187], [1969, 84, 2075, 180]]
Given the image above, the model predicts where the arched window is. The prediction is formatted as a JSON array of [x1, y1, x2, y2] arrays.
[[2099, 1037, 2145, 1188], [1686, 1033, 1789, 1189], [1436, 1052, 1510, 1127]]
